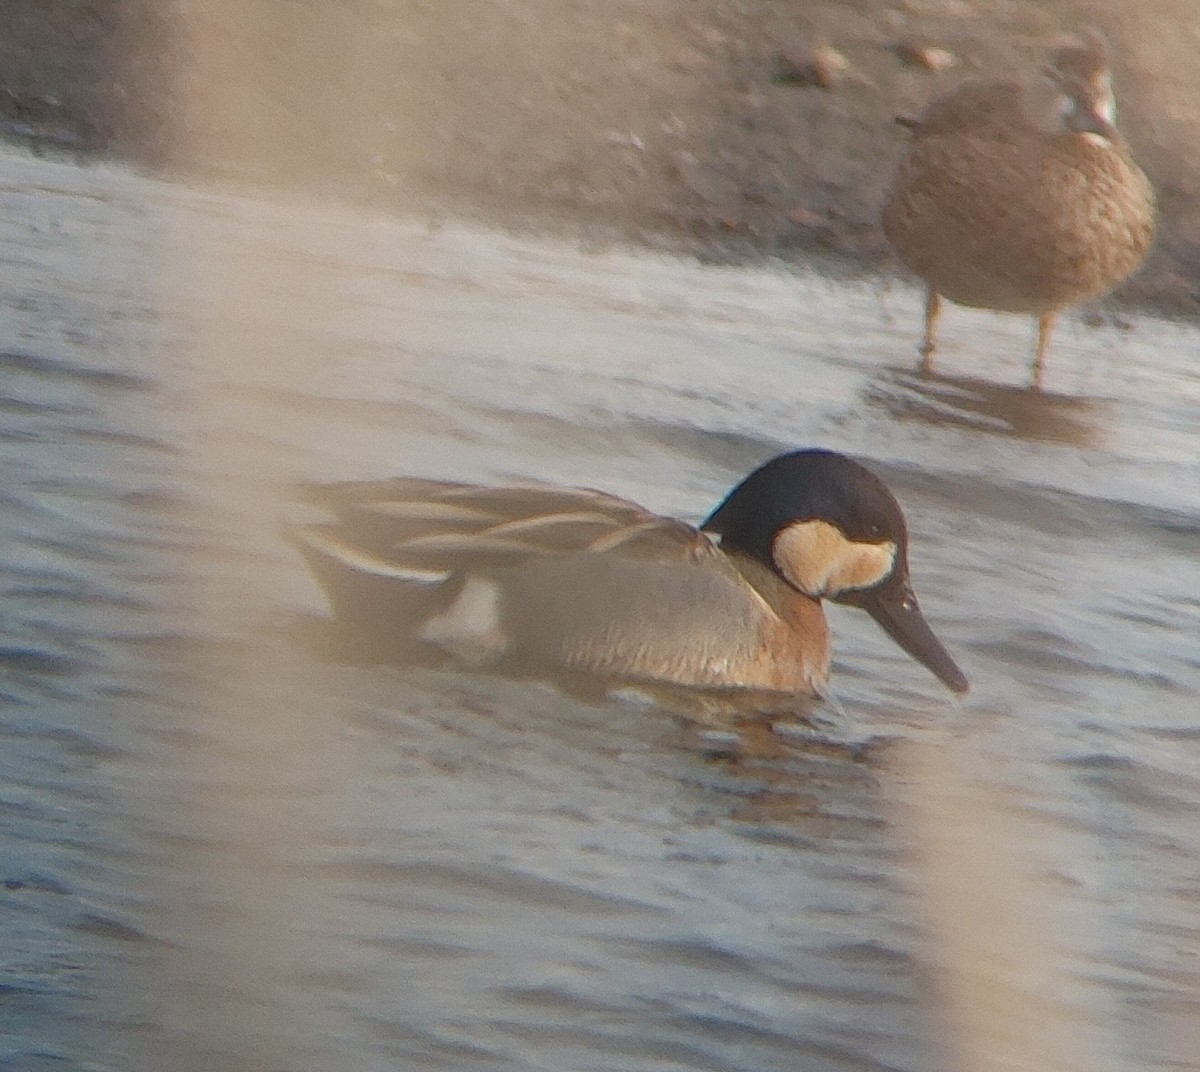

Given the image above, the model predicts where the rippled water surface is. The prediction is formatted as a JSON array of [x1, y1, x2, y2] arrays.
[[1, 148, 1198, 1072]]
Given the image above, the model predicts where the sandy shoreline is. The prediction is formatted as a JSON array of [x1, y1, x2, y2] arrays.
[[1, 0, 1197, 320]]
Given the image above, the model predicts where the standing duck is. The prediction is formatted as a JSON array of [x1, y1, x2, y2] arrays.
[[291, 449, 969, 696], [882, 31, 1156, 390]]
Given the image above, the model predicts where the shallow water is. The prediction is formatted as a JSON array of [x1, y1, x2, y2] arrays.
[[1, 147, 1197, 1072]]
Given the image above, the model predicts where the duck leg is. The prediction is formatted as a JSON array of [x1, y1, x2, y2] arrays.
[[1031, 310, 1056, 392], [920, 287, 941, 373]]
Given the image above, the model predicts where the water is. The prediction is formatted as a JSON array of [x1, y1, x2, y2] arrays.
[[0, 146, 1197, 1072]]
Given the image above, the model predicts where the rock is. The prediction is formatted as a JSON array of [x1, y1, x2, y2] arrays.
[[893, 39, 957, 72], [787, 205, 826, 228], [773, 45, 850, 90]]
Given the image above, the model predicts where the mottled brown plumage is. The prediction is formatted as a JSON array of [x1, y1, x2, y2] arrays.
[[883, 31, 1156, 390]]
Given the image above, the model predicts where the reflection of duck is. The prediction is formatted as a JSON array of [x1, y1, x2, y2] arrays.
[[865, 366, 1110, 448], [291, 450, 968, 696], [883, 31, 1156, 390]]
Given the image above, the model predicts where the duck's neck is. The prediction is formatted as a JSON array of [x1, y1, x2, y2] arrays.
[[726, 551, 832, 691]]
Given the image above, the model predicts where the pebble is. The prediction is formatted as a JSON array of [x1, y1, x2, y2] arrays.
[[893, 39, 958, 72], [773, 45, 850, 90]]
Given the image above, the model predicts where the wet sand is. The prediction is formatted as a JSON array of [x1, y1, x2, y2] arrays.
[[2, 0, 1198, 320]]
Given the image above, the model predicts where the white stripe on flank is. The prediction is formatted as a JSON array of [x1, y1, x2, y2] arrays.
[[480, 510, 621, 536], [362, 500, 496, 522], [418, 576, 507, 665], [298, 528, 449, 584]]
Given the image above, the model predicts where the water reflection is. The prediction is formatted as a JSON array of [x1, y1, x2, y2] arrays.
[[2, 145, 1198, 1072], [865, 366, 1112, 447]]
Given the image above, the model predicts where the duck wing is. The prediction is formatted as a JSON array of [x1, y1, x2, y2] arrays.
[[289, 478, 734, 628]]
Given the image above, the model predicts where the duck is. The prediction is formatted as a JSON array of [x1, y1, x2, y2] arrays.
[[882, 30, 1156, 391], [290, 449, 969, 696]]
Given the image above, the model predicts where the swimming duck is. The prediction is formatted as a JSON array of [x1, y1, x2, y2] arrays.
[[883, 31, 1156, 390], [291, 449, 969, 696]]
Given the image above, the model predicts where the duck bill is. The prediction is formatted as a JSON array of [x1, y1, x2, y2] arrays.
[[843, 577, 969, 694]]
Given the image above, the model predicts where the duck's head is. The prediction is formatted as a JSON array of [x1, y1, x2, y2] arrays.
[[1032, 29, 1118, 141], [702, 450, 969, 695]]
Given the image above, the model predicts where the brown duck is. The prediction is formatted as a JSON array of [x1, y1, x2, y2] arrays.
[[883, 32, 1156, 390]]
